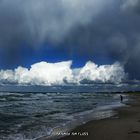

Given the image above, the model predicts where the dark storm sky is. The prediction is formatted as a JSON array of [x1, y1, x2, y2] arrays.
[[0, 0, 140, 80]]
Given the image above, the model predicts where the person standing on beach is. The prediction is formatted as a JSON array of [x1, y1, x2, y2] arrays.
[[120, 95, 123, 102]]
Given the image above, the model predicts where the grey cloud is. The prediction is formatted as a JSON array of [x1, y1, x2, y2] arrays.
[[0, 0, 113, 46], [0, 0, 140, 80], [0, 0, 113, 67], [60, 0, 140, 79], [121, 0, 140, 14]]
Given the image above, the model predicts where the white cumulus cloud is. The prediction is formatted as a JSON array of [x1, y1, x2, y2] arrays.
[[77, 61, 126, 84], [0, 61, 126, 85]]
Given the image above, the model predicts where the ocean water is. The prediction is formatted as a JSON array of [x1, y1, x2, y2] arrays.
[[0, 91, 128, 140]]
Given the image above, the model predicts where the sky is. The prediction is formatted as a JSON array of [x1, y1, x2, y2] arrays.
[[0, 0, 140, 85]]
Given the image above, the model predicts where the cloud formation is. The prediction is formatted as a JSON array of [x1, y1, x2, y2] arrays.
[[0, 0, 112, 45], [121, 0, 139, 10], [0, 61, 126, 85], [0, 0, 140, 80], [61, 0, 140, 80]]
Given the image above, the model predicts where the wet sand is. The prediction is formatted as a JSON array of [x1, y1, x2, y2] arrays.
[[59, 94, 140, 140]]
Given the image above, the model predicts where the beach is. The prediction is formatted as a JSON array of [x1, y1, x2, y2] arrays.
[[0, 92, 129, 140], [59, 94, 140, 140]]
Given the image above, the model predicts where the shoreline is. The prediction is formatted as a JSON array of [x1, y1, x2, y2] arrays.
[[39, 94, 127, 140], [57, 93, 140, 140]]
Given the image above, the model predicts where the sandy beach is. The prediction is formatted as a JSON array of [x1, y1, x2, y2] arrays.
[[58, 94, 140, 140]]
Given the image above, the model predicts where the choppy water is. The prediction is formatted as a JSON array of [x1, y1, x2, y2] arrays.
[[0, 92, 128, 140]]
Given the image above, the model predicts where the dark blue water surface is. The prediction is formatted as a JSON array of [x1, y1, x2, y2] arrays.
[[0, 91, 128, 140]]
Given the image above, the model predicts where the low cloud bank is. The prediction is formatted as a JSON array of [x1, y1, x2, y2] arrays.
[[0, 61, 126, 85]]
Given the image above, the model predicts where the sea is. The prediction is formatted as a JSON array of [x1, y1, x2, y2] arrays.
[[0, 85, 130, 140]]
